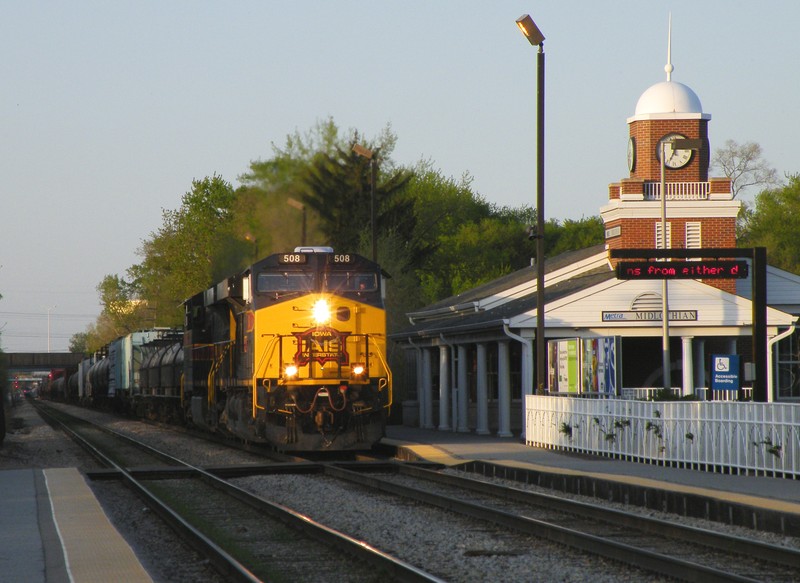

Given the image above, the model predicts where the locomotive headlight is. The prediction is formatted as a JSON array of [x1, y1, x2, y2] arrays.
[[285, 364, 299, 379], [351, 363, 366, 380], [312, 299, 331, 325]]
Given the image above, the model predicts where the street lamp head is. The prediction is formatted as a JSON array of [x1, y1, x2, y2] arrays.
[[286, 197, 305, 211], [352, 143, 373, 160], [672, 138, 702, 151], [516, 14, 545, 46]]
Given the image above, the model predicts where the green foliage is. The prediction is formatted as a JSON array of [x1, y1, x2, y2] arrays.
[[402, 164, 533, 303], [68, 332, 90, 353], [648, 387, 701, 401], [302, 143, 417, 258], [738, 174, 800, 274], [127, 174, 236, 327], [548, 216, 605, 256], [238, 119, 340, 251], [753, 437, 782, 458], [73, 118, 608, 356], [420, 216, 530, 301]]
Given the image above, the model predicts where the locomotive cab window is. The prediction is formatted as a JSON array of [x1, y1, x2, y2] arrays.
[[325, 272, 377, 292], [257, 271, 316, 293]]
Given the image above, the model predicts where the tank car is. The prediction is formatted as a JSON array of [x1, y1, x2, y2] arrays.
[[182, 247, 392, 450], [138, 330, 183, 421], [78, 329, 178, 413]]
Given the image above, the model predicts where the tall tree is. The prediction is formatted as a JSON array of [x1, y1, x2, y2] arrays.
[[237, 118, 342, 252], [738, 174, 800, 273], [548, 216, 605, 256], [128, 174, 236, 326], [302, 141, 416, 260], [712, 139, 781, 199]]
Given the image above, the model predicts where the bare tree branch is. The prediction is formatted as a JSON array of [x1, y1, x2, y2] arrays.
[[711, 139, 780, 198]]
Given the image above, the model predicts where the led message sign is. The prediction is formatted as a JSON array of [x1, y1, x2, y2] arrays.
[[616, 260, 749, 280]]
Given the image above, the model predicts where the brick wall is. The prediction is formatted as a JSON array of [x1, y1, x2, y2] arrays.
[[629, 119, 709, 182]]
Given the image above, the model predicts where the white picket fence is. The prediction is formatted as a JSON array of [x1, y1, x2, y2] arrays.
[[525, 395, 800, 477]]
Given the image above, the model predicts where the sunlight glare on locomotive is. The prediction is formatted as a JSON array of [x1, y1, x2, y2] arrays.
[[312, 298, 332, 325]]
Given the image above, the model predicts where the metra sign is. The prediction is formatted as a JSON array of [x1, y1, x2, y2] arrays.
[[602, 310, 697, 322]]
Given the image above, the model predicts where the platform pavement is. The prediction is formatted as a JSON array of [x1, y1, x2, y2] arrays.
[[383, 424, 800, 515], [0, 467, 152, 583]]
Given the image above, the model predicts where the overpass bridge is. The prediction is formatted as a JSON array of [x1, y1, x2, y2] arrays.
[[1, 352, 85, 373], [1, 352, 86, 440]]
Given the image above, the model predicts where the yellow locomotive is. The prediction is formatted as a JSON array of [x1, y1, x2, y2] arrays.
[[183, 247, 391, 450]]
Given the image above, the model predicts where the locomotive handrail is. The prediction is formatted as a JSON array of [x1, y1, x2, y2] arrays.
[[371, 338, 393, 411], [207, 341, 233, 409], [252, 335, 280, 417]]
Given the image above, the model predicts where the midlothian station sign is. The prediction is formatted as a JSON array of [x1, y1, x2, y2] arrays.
[[602, 310, 697, 322]]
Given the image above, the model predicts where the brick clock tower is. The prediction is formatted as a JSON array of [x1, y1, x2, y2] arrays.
[[601, 48, 740, 293]]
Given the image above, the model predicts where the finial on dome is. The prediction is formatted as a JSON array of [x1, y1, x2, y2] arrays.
[[664, 13, 673, 82]]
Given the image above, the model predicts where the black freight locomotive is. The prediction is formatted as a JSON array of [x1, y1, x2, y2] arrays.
[[53, 248, 392, 451], [183, 247, 392, 450]]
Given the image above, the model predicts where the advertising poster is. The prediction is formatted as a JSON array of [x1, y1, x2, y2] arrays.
[[549, 339, 579, 393], [582, 337, 621, 395]]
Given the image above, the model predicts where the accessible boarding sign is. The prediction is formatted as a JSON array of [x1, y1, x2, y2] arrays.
[[711, 354, 740, 391]]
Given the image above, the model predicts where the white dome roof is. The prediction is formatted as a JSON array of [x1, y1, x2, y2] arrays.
[[634, 81, 703, 115]]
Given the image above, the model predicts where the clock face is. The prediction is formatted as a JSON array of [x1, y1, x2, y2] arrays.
[[627, 137, 636, 172], [657, 133, 693, 169]]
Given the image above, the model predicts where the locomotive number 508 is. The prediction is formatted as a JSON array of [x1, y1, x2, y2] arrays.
[[279, 253, 306, 264]]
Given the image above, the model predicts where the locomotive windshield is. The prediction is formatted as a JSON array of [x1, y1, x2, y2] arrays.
[[324, 272, 377, 292], [257, 271, 316, 293]]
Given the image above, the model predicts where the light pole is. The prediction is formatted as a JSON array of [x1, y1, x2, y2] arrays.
[[46, 305, 56, 353], [516, 14, 547, 394], [659, 140, 671, 390], [352, 143, 377, 262], [287, 197, 307, 246], [659, 137, 702, 390]]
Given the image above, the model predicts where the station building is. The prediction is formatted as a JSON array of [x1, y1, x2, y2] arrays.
[[391, 51, 800, 436]]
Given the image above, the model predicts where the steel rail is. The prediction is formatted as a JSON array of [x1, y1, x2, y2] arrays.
[[323, 463, 767, 583], [34, 402, 262, 583], [34, 402, 444, 583], [397, 464, 800, 570]]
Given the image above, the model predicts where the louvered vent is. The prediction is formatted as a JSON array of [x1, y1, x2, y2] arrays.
[[686, 221, 702, 249], [655, 222, 672, 249], [631, 292, 662, 311]]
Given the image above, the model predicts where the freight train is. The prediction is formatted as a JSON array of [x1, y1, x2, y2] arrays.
[[47, 248, 392, 451]]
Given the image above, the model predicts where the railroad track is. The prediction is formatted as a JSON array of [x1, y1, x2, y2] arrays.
[[33, 402, 444, 582], [34, 402, 800, 581], [316, 464, 800, 582]]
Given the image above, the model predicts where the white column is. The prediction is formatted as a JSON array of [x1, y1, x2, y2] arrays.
[[476, 343, 489, 435], [497, 340, 512, 437], [457, 345, 469, 432], [438, 345, 451, 430], [693, 339, 706, 397], [681, 336, 694, 397], [421, 348, 434, 428]]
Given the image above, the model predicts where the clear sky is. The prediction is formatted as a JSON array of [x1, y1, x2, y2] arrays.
[[1, 1, 798, 353]]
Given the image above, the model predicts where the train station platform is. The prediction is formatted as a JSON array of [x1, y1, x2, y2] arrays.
[[0, 467, 152, 583], [383, 425, 800, 535]]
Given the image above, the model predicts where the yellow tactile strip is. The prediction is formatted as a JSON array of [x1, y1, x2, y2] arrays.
[[44, 468, 152, 583]]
